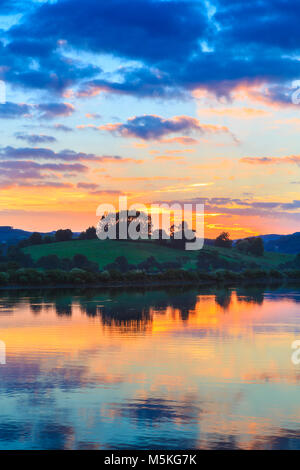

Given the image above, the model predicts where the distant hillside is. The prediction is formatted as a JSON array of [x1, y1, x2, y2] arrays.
[[262, 232, 300, 254], [24, 238, 293, 271], [8, 224, 300, 255], [0, 226, 32, 245], [0, 227, 81, 247]]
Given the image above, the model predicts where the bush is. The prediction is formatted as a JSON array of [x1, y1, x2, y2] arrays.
[[45, 269, 70, 284], [242, 268, 268, 280], [69, 268, 94, 284], [269, 269, 283, 279], [72, 254, 99, 272], [107, 269, 124, 281], [10, 268, 45, 285], [98, 270, 110, 282], [159, 269, 186, 281], [214, 269, 240, 282], [125, 270, 146, 281], [284, 270, 300, 279], [0, 272, 9, 285], [37, 255, 61, 270]]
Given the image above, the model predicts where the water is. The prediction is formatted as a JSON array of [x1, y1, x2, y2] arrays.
[[0, 286, 299, 450]]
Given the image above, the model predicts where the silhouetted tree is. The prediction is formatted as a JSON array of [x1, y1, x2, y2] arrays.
[[79, 226, 97, 240], [55, 229, 73, 242], [28, 232, 43, 245], [214, 232, 233, 248]]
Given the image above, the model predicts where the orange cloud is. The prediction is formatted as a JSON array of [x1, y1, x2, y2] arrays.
[[160, 136, 199, 145], [199, 107, 270, 118]]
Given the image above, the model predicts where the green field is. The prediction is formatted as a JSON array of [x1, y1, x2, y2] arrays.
[[24, 239, 294, 271]]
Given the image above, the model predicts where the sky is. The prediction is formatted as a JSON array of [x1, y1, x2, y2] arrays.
[[0, 0, 300, 237]]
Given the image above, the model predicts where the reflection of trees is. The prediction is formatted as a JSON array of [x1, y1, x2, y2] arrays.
[[5, 285, 300, 325], [55, 300, 72, 317], [29, 303, 43, 315], [99, 307, 151, 333], [236, 287, 265, 305], [75, 287, 199, 330], [215, 289, 232, 310]]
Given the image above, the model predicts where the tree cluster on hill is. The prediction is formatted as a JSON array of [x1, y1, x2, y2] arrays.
[[18, 229, 74, 247], [236, 237, 264, 256]]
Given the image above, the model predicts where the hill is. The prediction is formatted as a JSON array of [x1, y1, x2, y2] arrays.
[[262, 232, 300, 254], [0, 226, 32, 245], [23, 239, 293, 271]]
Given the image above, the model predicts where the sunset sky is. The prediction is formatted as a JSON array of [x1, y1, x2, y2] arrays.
[[1, 0, 300, 237]]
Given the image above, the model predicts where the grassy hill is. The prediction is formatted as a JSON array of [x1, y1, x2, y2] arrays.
[[23, 239, 294, 271]]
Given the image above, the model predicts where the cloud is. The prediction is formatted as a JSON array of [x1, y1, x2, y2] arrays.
[[215, 0, 300, 52], [77, 182, 99, 190], [0, 0, 26, 15], [100, 114, 235, 140], [0, 160, 87, 182], [77, 67, 184, 99], [0, 102, 31, 119], [10, 0, 206, 63], [85, 113, 101, 119], [89, 189, 125, 196], [53, 124, 73, 132], [36, 102, 75, 119], [241, 155, 300, 165], [18, 181, 73, 189], [15, 133, 57, 144], [0, 146, 137, 164], [160, 137, 199, 145], [0, 0, 299, 102], [158, 196, 300, 221], [198, 107, 271, 118], [0, 102, 75, 120]]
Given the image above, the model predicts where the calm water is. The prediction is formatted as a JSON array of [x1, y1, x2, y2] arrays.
[[0, 286, 300, 450]]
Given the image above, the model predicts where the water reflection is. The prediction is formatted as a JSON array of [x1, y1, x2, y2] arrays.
[[0, 286, 299, 449]]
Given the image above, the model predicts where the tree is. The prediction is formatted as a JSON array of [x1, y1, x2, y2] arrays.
[[43, 235, 54, 244], [55, 229, 73, 242], [28, 232, 43, 246], [79, 226, 97, 240], [214, 232, 233, 248], [7, 246, 33, 267], [236, 237, 264, 257], [114, 256, 130, 272], [97, 211, 152, 240], [250, 237, 264, 256], [72, 254, 99, 272], [37, 255, 60, 270], [294, 253, 300, 268]]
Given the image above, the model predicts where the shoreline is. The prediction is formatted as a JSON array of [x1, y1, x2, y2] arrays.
[[0, 277, 299, 291]]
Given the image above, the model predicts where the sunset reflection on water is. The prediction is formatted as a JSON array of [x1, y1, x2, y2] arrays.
[[0, 287, 299, 449]]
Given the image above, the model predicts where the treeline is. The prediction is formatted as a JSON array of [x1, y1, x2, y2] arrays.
[[18, 227, 97, 247], [1, 265, 300, 287]]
